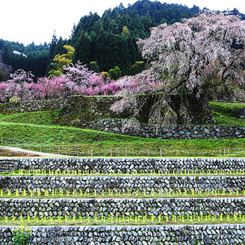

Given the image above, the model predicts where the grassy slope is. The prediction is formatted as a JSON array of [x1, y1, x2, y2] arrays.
[[0, 121, 244, 157], [0, 101, 244, 156], [0, 121, 140, 144], [209, 101, 245, 126], [0, 110, 60, 125], [0, 101, 244, 127]]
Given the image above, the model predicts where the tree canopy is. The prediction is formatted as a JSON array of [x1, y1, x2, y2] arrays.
[[48, 45, 75, 77], [138, 12, 245, 101], [0, 39, 49, 78], [68, 0, 201, 75], [111, 12, 245, 128], [0, 0, 244, 79]]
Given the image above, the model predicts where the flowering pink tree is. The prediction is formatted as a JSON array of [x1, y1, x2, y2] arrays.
[[0, 63, 126, 101], [0, 69, 34, 102], [111, 75, 164, 113], [8, 69, 34, 84], [62, 61, 120, 95], [110, 75, 167, 131], [62, 61, 95, 85], [110, 12, 245, 128], [32, 77, 80, 100], [0, 60, 163, 102], [137, 12, 245, 100]]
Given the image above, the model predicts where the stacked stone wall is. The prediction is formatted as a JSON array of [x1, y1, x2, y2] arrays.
[[0, 158, 244, 174], [85, 119, 245, 139], [0, 176, 244, 194], [0, 198, 244, 219], [0, 98, 67, 114], [0, 225, 244, 244]]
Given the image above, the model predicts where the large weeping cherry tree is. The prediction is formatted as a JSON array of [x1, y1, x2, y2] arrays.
[[111, 12, 245, 130]]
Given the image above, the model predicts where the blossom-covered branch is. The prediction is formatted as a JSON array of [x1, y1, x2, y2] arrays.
[[138, 12, 245, 100]]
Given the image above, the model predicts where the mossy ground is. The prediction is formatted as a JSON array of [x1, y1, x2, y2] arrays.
[[209, 101, 245, 126], [0, 149, 39, 157]]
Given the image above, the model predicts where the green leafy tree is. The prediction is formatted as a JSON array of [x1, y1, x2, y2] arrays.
[[2, 44, 13, 65], [101, 71, 109, 78], [0, 70, 7, 81], [74, 32, 91, 64], [109, 66, 122, 80], [49, 45, 75, 77], [129, 61, 144, 75], [1, 39, 49, 77], [122, 26, 130, 37], [109, 20, 120, 34], [89, 61, 100, 73]]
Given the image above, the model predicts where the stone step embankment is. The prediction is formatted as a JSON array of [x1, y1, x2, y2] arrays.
[[85, 118, 245, 139], [1, 157, 245, 244], [0, 159, 17, 173], [0, 157, 244, 173], [0, 175, 244, 194], [0, 225, 244, 244], [0, 198, 244, 218]]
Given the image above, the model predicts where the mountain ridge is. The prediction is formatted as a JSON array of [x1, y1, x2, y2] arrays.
[[0, 0, 244, 78]]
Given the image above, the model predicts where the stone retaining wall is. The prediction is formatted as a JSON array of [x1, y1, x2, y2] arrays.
[[0, 225, 244, 244], [0, 158, 244, 174], [0, 198, 244, 218], [0, 98, 67, 114], [0, 95, 244, 139], [1, 176, 244, 194], [85, 119, 245, 139]]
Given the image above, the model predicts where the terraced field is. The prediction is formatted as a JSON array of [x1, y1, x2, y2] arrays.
[[0, 100, 244, 243], [0, 157, 244, 244]]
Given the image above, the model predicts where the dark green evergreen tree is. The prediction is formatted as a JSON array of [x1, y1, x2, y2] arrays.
[[74, 32, 91, 65], [89, 61, 100, 73], [8, 1, 244, 78], [109, 66, 122, 80]]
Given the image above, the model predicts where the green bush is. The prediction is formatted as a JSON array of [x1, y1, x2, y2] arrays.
[[109, 66, 122, 80], [129, 61, 144, 75], [0, 70, 7, 82], [9, 97, 20, 103], [89, 61, 100, 73], [101, 71, 109, 78], [12, 225, 32, 245]]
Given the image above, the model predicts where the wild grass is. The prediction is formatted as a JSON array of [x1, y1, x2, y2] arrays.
[[3, 168, 245, 176], [1, 189, 244, 199], [1, 215, 244, 226], [209, 101, 245, 126], [0, 121, 244, 157], [0, 110, 60, 126]]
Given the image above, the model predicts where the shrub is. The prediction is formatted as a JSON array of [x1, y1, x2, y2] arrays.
[[109, 66, 122, 80], [0, 70, 7, 82], [12, 225, 32, 245], [101, 72, 109, 78], [89, 61, 100, 73]]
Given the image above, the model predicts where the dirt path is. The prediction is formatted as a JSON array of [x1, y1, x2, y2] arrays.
[[0, 145, 67, 157]]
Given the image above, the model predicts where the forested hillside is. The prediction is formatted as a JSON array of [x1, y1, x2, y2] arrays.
[[0, 39, 49, 79], [0, 0, 244, 78], [68, 0, 201, 74]]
